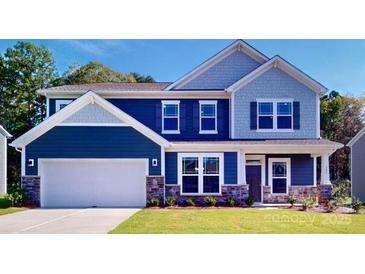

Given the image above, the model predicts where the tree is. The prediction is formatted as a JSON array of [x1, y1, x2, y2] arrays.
[[54, 62, 154, 86], [321, 90, 365, 179], [0, 42, 57, 185]]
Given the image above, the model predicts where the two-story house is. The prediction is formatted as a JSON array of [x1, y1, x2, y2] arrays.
[[11, 40, 343, 207]]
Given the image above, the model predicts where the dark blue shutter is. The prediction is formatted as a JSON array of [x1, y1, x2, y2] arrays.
[[156, 103, 162, 131], [193, 103, 200, 131], [217, 103, 224, 131], [250, 102, 257, 130], [293, 101, 300, 130], [180, 104, 186, 131]]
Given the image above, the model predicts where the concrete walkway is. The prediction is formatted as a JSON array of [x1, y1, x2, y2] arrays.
[[0, 208, 140, 234]]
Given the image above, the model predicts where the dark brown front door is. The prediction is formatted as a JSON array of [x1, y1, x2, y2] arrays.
[[246, 165, 262, 202]]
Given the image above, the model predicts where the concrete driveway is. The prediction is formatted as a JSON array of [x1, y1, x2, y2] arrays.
[[0, 208, 141, 234]]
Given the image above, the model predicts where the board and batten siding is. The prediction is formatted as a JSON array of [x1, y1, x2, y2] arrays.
[[233, 67, 318, 139], [25, 126, 161, 176], [164, 152, 238, 185], [351, 136, 365, 202], [0, 134, 7, 193]]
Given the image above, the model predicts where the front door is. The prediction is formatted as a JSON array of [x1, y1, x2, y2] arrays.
[[246, 165, 262, 202]]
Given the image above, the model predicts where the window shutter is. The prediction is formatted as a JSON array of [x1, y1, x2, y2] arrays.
[[156, 103, 162, 131], [217, 103, 224, 131], [250, 102, 257, 130], [293, 101, 300, 130], [180, 104, 186, 131], [193, 103, 200, 131]]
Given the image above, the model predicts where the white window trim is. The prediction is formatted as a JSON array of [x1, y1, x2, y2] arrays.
[[162, 100, 180, 134], [178, 153, 224, 196], [256, 99, 294, 132], [199, 100, 218, 134], [268, 158, 291, 195], [55, 99, 73, 112]]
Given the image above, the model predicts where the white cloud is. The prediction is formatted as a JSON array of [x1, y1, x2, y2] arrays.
[[64, 40, 128, 56]]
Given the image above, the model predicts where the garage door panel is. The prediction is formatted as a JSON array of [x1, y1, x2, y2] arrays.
[[40, 159, 147, 208]]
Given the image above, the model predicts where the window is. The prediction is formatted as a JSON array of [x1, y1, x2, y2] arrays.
[[55, 99, 73, 112], [269, 158, 291, 194], [257, 100, 293, 131], [199, 101, 217, 134], [162, 101, 180, 133], [179, 153, 223, 195]]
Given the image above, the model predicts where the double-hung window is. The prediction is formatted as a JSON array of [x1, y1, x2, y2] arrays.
[[269, 158, 291, 194], [257, 100, 293, 131], [179, 153, 223, 195], [162, 101, 180, 133], [199, 101, 217, 134]]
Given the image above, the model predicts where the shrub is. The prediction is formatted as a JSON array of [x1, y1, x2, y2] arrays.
[[0, 195, 11, 209], [245, 196, 255, 207], [148, 198, 160, 207], [185, 198, 195, 207], [165, 196, 177, 207], [332, 179, 351, 205], [204, 196, 218, 207], [351, 197, 364, 214], [287, 195, 296, 208], [301, 196, 316, 211], [226, 197, 237, 207], [327, 199, 338, 212], [7, 184, 26, 207]]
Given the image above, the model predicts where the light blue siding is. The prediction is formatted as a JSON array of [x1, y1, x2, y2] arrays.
[[233, 68, 318, 139], [25, 126, 161, 176], [179, 51, 261, 90]]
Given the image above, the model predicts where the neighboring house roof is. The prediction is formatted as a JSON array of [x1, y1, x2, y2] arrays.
[[226, 55, 328, 95], [164, 40, 269, 91], [10, 91, 170, 148], [0, 125, 12, 138], [347, 126, 365, 147]]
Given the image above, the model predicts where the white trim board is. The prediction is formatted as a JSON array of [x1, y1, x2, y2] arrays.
[[347, 126, 365, 147], [11, 91, 170, 148], [165, 40, 269, 91]]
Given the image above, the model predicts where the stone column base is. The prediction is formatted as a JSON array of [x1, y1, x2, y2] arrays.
[[21, 176, 40, 207], [146, 176, 164, 205], [263, 186, 318, 204], [318, 184, 333, 204]]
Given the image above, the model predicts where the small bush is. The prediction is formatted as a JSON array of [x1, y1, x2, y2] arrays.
[[0, 195, 11, 209], [148, 198, 160, 207], [327, 199, 338, 212], [301, 196, 316, 211], [165, 196, 177, 207], [204, 196, 218, 207], [287, 195, 296, 207], [332, 179, 351, 205], [351, 197, 364, 214], [226, 197, 237, 207], [185, 198, 195, 207], [7, 184, 26, 207], [245, 196, 255, 207]]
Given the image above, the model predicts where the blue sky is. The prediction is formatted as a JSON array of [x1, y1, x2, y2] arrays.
[[0, 39, 364, 96]]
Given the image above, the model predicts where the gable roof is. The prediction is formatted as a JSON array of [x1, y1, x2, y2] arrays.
[[225, 55, 328, 95], [0, 125, 12, 138], [164, 40, 269, 91], [347, 126, 365, 147], [10, 91, 170, 148]]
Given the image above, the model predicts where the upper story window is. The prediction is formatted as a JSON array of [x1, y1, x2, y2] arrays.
[[257, 100, 293, 131], [199, 100, 217, 134], [162, 100, 180, 134], [55, 99, 73, 112]]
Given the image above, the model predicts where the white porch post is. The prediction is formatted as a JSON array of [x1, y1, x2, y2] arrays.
[[312, 155, 318, 186], [241, 151, 247, 185], [320, 153, 331, 185]]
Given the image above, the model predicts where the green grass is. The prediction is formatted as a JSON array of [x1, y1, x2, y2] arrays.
[[109, 208, 365, 234], [0, 207, 27, 216]]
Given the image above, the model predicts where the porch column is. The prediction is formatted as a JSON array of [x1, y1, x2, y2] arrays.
[[320, 153, 331, 185], [241, 151, 247, 185]]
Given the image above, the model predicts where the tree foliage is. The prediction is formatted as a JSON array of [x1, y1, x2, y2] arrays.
[[321, 90, 365, 179], [53, 62, 154, 86]]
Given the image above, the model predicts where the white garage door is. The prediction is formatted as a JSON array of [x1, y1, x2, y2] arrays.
[[39, 159, 148, 208]]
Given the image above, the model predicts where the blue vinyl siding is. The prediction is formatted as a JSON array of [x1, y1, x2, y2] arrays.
[[224, 152, 238, 184], [25, 126, 161, 176], [108, 99, 230, 140], [265, 154, 314, 186], [165, 152, 177, 184]]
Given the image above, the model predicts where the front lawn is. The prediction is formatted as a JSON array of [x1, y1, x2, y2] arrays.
[[0, 207, 27, 216], [109, 208, 365, 234]]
